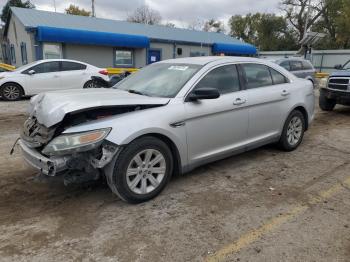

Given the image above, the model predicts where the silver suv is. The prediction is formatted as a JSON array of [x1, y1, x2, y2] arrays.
[[19, 57, 315, 203], [274, 58, 316, 85]]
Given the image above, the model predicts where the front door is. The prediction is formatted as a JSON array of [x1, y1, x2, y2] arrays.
[[184, 64, 249, 165], [24, 61, 62, 94], [148, 49, 161, 64]]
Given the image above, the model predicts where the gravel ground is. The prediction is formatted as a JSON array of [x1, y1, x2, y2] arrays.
[[0, 91, 349, 262]]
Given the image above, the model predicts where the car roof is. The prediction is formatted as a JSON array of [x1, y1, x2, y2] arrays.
[[158, 56, 266, 65], [36, 59, 90, 65]]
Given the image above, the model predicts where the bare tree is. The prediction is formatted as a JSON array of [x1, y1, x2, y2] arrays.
[[281, 0, 329, 41], [127, 5, 162, 25], [203, 19, 225, 33], [187, 19, 204, 30]]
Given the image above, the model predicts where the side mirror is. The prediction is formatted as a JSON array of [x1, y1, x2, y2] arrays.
[[28, 69, 36, 75], [334, 64, 343, 70], [187, 87, 220, 101]]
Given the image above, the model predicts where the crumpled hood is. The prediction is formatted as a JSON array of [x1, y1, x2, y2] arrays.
[[330, 70, 350, 77], [29, 88, 170, 127]]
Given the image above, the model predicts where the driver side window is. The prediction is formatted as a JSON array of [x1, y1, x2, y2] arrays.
[[24, 62, 60, 74], [195, 65, 240, 94]]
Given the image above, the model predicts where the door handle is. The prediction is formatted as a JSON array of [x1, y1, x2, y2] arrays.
[[233, 98, 246, 105], [281, 90, 290, 96]]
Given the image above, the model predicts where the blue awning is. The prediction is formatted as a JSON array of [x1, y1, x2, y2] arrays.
[[212, 42, 257, 55], [36, 26, 150, 48]]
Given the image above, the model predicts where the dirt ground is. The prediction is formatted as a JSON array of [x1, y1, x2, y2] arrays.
[[0, 92, 349, 262]]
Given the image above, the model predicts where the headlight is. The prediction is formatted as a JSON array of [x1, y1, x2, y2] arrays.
[[42, 128, 111, 156]]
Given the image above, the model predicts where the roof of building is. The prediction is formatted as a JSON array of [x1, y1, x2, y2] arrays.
[[9, 7, 243, 46]]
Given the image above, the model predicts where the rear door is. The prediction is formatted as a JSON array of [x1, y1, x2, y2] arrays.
[[59, 61, 88, 89], [184, 64, 249, 165], [23, 61, 62, 94], [239, 63, 291, 144]]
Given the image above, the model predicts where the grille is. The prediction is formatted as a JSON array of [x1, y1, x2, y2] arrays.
[[328, 77, 349, 91]]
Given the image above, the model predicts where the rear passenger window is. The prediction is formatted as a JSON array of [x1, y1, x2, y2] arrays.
[[280, 61, 290, 71], [290, 61, 303, 71], [195, 65, 240, 94], [302, 61, 313, 70], [27, 62, 60, 74], [61, 62, 87, 71], [241, 64, 273, 89], [269, 68, 288, 85]]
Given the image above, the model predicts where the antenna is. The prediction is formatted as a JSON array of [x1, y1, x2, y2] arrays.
[[92, 0, 95, 17]]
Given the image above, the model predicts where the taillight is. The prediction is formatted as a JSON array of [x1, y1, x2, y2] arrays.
[[99, 69, 108, 75]]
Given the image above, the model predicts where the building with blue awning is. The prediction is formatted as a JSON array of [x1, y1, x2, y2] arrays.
[[2, 7, 257, 68]]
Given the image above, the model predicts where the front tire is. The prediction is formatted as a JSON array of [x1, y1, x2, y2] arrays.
[[106, 136, 173, 203], [278, 110, 305, 151], [0, 83, 23, 101], [319, 92, 336, 111]]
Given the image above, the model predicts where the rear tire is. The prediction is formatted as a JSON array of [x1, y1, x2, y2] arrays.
[[278, 110, 305, 151], [0, 83, 23, 101], [106, 136, 173, 203], [319, 92, 336, 111], [83, 80, 97, 89]]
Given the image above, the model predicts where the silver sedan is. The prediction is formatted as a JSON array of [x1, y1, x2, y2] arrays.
[[19, 56, 315, 203]]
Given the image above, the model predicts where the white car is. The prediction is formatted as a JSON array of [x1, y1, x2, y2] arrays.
[[0, 59, 109, 101]]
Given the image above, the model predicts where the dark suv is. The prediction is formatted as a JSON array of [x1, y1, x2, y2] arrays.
[[319, 60, 350, 111]]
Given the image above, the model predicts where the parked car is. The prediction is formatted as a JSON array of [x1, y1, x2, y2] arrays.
[[19, 57, 315, 203], [0, 59, 109, 101], [319, 60, 350, 111], [272, 58, 316, 85]]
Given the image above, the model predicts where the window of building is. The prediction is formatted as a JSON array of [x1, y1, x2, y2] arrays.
[[43, 43, 62, 59], [290, 61, 303, 71], [195, 65, 240, 94], [269, 68, 288, 85], [61, 61, 86, 71], [10, 44, 16, 64], [20, 42, 28, 65], [115, 50, 133, 67], [25, 61, 60, 74], [241, 63, 273, 89], [190, 51, 207, 57]]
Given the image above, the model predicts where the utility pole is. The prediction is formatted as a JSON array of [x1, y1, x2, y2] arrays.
[[53, 0, 56, 12], [92, 0, 96, 17]]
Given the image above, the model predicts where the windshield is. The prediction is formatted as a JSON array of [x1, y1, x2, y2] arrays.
[[114, 63, 201, 98], [343, 61, 350, 70], [13, 61, 39, 72]]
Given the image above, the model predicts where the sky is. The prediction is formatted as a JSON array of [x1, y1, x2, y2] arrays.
[[0, 0, 281, 29]]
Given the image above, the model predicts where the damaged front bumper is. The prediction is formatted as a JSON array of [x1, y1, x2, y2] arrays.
[[19, 139, 120, 177], [19, 140, 70, 176]]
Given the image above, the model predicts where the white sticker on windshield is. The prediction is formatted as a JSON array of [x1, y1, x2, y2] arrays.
[[168, 65, 189, 71]]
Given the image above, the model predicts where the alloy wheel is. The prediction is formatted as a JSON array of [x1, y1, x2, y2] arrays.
[[3, 85, 20, 100], [286, 116, 303, 146], [126, 149, 166, 195]]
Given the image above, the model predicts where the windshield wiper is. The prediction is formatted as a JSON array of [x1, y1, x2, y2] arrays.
[[128, 89, 147, 96]]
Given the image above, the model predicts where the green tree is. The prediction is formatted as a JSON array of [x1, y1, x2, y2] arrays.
[[1, 0, 34, 24], [335, 0, 350, 48], [65, 4, 91, 16]]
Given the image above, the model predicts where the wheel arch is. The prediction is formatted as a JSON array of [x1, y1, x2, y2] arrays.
[[291, 105, 309, 130], [130, 133, 182, 176], [1, 81, 25, 96]]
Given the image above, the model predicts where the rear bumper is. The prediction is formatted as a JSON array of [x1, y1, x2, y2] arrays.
[[19, 140, 69, 176], [321, 88, 350, 105]]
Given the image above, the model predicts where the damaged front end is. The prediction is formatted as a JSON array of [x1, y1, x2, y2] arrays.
[[19, 115, 120, 184]]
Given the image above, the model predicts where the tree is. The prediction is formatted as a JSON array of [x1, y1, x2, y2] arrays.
[[164, 22, 176, 28], [127, 5, 161, 25], [203, 19, 225, 33], [1, 0, 34, 24], [280, 0, 328, 41], [335, 0, 350, 48], [228, 13, 298, 51], [186, 19, 204, 30], [65, 4, 91, 16]]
